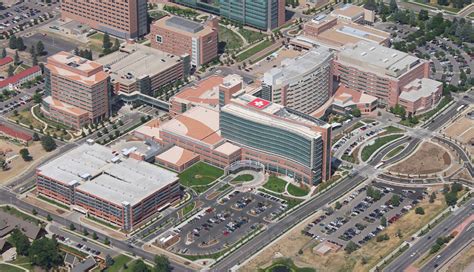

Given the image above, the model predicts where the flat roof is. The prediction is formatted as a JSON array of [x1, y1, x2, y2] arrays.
[[332, 4, 364, 19], [264, 47, 332, 87], [96, 43, 184, 86], [214, 142, 241, 156], [47, 51, 103, 74], [172, 75, 224, 106], [304, 20, 389, 49], [153, 15, 214, 37], [333, 85, 377, 106], [224, 94, 329, 139], [134, 119, 162, 141], [155, 146, 199, 167], [338, 41, 422, 78], [399, 78, 442, 102], [37, 143, 178, 206], [160, 106, 223, 146]]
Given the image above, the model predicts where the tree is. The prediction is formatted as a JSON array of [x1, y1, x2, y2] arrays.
[[92, 232, 98, 240], [118, 120, 124, 126], [32, 209, 38, 215], [381, 216, 387, 227], [16, 37, 25, 51], [104, 237, 110, 245], [29, 237, 63, 269], [389, 0, 398, 13], [113, 38, 120, 51], [83, 229, 89, 236], [155, 255, 171, 272], [352, 107, 361, 117], [105, 254, 114, 267], [344, 241, 359, 254], [418, 9, 429, 21], [429, 192, 436, 203], [7, 65, 14, 77], [19, 148, 32, 161], [46, 214, 52, 221], [391, 194, 401, 207], [9, 35, 17, 49], [140, 116, 147, 123], [415, 207, 425, 215], [1, 48, 6, 58], [335, 201, 342, 210], [102, 33, 112, 53], [132, 259, 150, 272], [14, 50, 20, 65], [8, 229, 30, 256], [444, 191, 458, 206], [36, 41, 45, 56], [41, 135, 57, 152], [33, 92, 42, 104], [69, 223, 76, 231]]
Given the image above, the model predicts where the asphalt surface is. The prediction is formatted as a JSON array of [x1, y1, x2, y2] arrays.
[[382, 198, 474, 272], [420, 222, 473, 272]]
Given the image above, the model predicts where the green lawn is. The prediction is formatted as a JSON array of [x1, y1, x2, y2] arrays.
[[262, 176, 287, 194], [0, 206, 41, 225], [218, 25, 243, 50], [384, 126, 405, 134], [38, 195, 69, 210], [236, 40, 272, 62], [287, 183, 309, 197], [59, 244, 88, 258], [179, 162, 224, 188], [238, 28, 266, 43], [182, 201, 195, 216], [0, 263, 25, 272], [232, 174, 254, 182], [361, 134, 403, 162], [9, 256, 33, 271], [104, 254, 133, 272], [385, 145, 405, 159]]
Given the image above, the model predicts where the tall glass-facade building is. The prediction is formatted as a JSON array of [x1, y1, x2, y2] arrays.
[[173, 0, 285, 30], [219, 94, 331, 185]]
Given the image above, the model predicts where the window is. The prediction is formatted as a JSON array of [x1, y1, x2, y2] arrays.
[[156, 35, 163, 43]]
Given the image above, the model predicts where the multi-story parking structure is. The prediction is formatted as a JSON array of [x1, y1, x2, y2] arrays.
[[60, 0, 148, 39], [36, 142, 180, 230], [43, 52, 109, 129], [262, 47, 333, 114], [220, 94, 331, 185]]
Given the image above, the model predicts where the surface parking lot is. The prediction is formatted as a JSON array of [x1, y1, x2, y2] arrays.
[[304, 183, 425, 247], [171, 190, 284, 255], [0, 2, 57, 34]]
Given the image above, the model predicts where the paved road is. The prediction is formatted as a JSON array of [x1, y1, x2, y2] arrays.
[[212, 173, 367, 271], [0, 188, 193, 272], [383, 198, 474, 272], [420, 222, 473, 272]]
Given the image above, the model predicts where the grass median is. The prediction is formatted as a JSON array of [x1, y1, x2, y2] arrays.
[[361, 134, 403, 162], [236, 40, 272, 62]]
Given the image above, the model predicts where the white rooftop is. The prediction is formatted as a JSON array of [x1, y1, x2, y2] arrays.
[[338, 41, 422, 78], [264, 47, 332, 87], [37, 143, 178, 206], [399, 78, 442, 102]]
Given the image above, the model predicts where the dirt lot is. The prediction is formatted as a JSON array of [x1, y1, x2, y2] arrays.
[[444, 242, 474, 272], [0, 140, 47, 184], [443, 115, 474, 155], [389, 141, 451, 175], [241, 189, 446, 272]]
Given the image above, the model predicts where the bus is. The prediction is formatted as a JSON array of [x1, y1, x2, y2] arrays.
[[456, 105, 466, 112], [331, 122, 342, 129]]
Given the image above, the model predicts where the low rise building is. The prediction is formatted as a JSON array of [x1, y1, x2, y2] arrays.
[[0, 57, 13, 71], [150, 15, 218, 66], [96, 42, 189, 95], [36, 142, 181, 230], [262, 47, 333, 114], [0, 66, 42, 92], [398, 78, 443, 114], [300, 14, 390, 50], [331, 4, 374, 23], [0, 123, 33, 145], [331, 86, 378, 115], [155, 146, 200, 172], [43, 52, 109, 129]]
